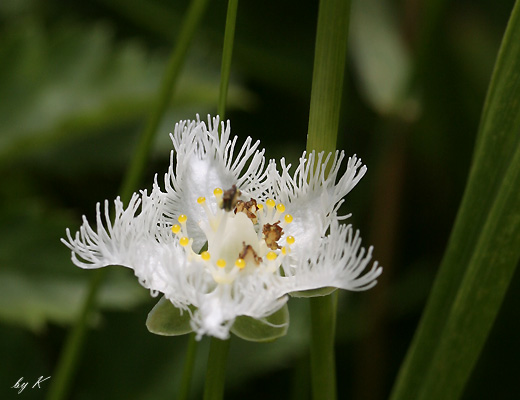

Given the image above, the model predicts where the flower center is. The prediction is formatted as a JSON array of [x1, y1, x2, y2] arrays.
[[170, 186, 296, 284]]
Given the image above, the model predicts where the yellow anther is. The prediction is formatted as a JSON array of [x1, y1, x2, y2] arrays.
[[284, 214, 293, 224], [213, 188, 223, 197], [171, 224, 181, 234], [276, 203, 285, 213], [266, 251, 277, 261], [201, 251, 211, 261], [235, 258, 246, 269], [286, 236, 295, 245], [216, 259, 226, 268], [178, 214, 188, 224], [266, 199, 275, 209], [197, 197, 206, 204], [281, 246, 288, 255], [179, 237, 189, 247], [257, 203, 264, 210]]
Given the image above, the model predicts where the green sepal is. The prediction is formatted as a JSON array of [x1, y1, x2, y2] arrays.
[[290, 286, 337, 298], [146, 296, 194, 336], [230, 304, 289, 342]]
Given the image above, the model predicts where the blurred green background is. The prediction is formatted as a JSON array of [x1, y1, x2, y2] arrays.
[[1, 0, 518, 398]]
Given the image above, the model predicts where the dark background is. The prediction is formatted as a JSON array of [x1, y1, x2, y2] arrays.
[[0, 0, 518, 398]]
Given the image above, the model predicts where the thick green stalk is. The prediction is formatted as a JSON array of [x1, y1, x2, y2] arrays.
[[178, 334, 198, 400], [46, 2, 209, 399], [309, 293, 339, 400], [306, 0, 351, 399], [203, 338, 231, 400], [391, 1, 520, 398]]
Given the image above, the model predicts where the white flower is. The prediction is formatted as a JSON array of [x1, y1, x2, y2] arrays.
[[63, 116, 382, 340]]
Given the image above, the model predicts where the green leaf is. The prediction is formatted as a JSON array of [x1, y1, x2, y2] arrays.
[[230, 305, 289, 342], [0, 20, 253, 164], [290, 286, 336, 298], [146, 296, 193, 336], [0, 22, 159, 160], [0, 201, 147, 331], [391, 1, 520, 399], [419, 122, 520, 400]]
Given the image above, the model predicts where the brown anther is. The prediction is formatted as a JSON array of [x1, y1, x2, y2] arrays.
[[234, 198, 258, 224], [238, 242, 263, 266], [263, 222, 284, 250], [220, 185, 241, 212]]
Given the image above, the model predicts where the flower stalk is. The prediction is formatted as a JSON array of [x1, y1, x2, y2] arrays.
[[309, 293, 339, 400], [203, 338, 231, 400], [178, 334, 198, 400]]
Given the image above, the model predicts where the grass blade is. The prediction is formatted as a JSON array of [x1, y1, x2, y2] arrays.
[[391, 1, 520, 398]]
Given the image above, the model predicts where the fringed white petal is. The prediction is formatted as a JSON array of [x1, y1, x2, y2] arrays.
[[275, 150, 366, 217], [272, 150, 366, 253], [189, 276, 288, 340], [63, 192, 149, 269], [279, 218, 382, 293], [63, 115, 381, 340], [162, 115, 270, 251], [62, 187, 183, 296]]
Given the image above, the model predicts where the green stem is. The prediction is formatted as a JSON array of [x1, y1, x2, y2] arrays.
[[178, 334, 198, 400], [310, 293, 339, 400], [46, 2, 209, 399], [217, 0, 239, 120], [306, 0, 351, 399], [203, 338, 231, 400]]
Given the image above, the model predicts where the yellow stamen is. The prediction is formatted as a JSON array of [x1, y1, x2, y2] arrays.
[[178, 214, 187, 224], [197, 197, 206, 204], [257, 203, 264, 210], [216, 259, 226, 268], [266, 199, 275, 209], [284, 214, 293, 224], [171, 224, 181, 234], [281, 246, 287, 255], [201, 251, 211, 261], [179, 237, 189, 247], [266, 251, 277, 261], [235, 258, 246, 269], [286, 236, 295, 245], [213, 188, 223, 197], [276, 203, 285, 213]]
